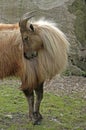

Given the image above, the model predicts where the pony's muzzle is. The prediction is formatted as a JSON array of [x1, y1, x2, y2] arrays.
[[24, 51, 38, 60]]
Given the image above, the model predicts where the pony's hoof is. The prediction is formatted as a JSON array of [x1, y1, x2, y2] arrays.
[[38, 113, 43, 120], [33, 120, 41, 125], [32, 112, 43, 125]]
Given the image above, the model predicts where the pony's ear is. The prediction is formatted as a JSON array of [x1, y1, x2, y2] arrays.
[[29, 24, 34, 32]]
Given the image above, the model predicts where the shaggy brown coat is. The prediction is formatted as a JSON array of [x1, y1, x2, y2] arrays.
[[0, 23, 26, 86]]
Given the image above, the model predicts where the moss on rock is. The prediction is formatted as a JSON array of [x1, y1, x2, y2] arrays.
[[69, 0, 86, 47]]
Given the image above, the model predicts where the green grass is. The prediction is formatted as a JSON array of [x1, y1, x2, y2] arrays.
[[0, 82, 86, 130]]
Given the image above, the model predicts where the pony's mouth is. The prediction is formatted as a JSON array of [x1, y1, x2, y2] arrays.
[[24, 51, 38, 60]]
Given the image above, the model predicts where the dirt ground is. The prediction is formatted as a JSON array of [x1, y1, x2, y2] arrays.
[[1, 75, 86, 97], [44, 75, 86, 98]]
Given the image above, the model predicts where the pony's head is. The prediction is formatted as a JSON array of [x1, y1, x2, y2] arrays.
[[19, 11, 43, 60]]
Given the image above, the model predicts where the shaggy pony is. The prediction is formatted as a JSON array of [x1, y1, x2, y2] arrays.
[[0, 13, 69, 124], [19, 16, 69, 124]]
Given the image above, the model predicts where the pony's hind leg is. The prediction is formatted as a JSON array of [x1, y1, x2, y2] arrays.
[[22, 89, 34, 120], [34, 83, 44, 125]]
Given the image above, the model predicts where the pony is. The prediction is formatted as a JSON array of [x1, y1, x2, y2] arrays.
[[0, 11, 69, 125], [19, 12, 69, 124]]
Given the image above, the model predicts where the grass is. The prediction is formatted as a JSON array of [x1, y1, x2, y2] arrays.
[[0, 81, 86, 130]]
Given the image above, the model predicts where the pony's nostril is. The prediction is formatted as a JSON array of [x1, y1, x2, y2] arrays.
[[24, 51, 38, 60], [31, 52, 38, 57]]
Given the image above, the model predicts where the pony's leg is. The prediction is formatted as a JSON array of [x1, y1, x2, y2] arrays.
[[34, 83, 44, 124], [23, 89, 34, 120]]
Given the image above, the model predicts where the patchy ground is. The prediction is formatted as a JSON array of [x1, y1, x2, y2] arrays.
[[45, 75, 86, 97], [0, 76, 86, 130]]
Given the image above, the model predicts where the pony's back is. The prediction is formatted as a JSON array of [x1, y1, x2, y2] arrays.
[[0, 23, 19, 31]]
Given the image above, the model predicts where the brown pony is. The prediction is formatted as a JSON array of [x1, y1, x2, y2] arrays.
[[0, 12, 69, 125]]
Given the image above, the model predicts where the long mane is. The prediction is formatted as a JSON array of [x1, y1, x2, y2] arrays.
[[25, 20, 69, 89]]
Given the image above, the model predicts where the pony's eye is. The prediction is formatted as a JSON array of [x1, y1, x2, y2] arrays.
[[23, 36, 29, 43], [24, 36, 28, 41]]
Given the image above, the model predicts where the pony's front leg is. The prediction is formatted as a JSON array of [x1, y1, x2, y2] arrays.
[[34, 83, 44, 125], [23, 89, 34, 120]]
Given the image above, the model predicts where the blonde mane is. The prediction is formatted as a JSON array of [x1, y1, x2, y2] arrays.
[[25, 20, 69, 89]]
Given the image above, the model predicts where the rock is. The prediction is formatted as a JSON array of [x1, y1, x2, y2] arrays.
[[5, 114, 13, 119], [68, 64, 85, 76]]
